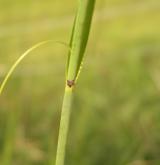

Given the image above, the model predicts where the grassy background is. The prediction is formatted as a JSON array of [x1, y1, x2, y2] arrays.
[[0, 0, 160, 164]]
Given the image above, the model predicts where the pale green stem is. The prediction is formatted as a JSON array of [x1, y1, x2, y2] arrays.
[[55, 0, 96, 165], [55, 86, 73, 165]]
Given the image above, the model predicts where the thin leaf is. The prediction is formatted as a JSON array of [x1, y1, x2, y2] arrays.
[[67, 0, 96, 82], [0, 40, 70, 95], [66, 14, 77, 75]]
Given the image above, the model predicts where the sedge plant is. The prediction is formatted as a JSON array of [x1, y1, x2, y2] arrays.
[[0, 0, 96, 164]]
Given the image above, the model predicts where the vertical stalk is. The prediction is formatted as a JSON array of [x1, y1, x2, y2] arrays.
[[55, 86, 73, 165], [55, 0, 96, 165]]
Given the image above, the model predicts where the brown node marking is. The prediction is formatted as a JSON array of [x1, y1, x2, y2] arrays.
[[67, 80, 75, 88]]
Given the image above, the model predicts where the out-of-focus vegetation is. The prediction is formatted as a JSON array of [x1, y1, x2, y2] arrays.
[[0, 0, 160, 164]]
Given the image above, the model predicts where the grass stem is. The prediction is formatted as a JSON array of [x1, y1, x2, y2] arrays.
[[55, 86, 73, 165], [55, 0, 96, 165]]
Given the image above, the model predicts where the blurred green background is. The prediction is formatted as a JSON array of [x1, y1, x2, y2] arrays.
[[0, 0, 160, 164]]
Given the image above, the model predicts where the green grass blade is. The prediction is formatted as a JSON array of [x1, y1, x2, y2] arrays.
[[67, 0, 96, 82], [66, 14, 77, 75], [0, 40, 70, 96]]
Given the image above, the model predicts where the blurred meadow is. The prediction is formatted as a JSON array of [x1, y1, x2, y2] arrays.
[[0, 0, 160, 164]]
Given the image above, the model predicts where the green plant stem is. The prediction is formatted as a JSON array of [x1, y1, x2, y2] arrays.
[[55, 86, 73, 165], [55, 0, 96, 165]]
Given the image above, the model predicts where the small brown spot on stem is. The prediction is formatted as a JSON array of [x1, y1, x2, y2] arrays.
[[67, 80, 75, 88]]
